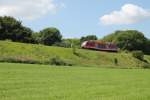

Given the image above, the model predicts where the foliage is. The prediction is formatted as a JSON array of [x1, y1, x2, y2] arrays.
[[103, 30, 148, 53], [72, 44, 77, 54], [132, 51, 144, 61], [80, 35, 98, 43], [114, 58, 118, 65], [63, 38, 80, 48], [0, 16, 63, 45], [38, 27, 62, 46], [0, 16, 34, 43], [50, 57, 72, 66], [103, 31, 119, 42], [0, 56, 40, 64], [52, 41, 70, 48], [141, 63, 150, 69], [144, 39, 150, 55], [31, 32, 41, 44], [53, 38, 80, 48]]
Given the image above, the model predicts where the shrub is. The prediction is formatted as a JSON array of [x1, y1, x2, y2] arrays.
[[53, 42, 71, 48], [132, 51, 144, 61], [0, 56, 40, 64], [141, 63, 150, 69], [114, 58, 118, 65], [50, 57, 73, 66], [72, 45, 77, 54], [50, 57, 63, 65], [0, 56, 73, 66]]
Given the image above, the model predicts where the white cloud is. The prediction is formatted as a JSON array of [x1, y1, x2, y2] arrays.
[[0, 0, 62, 20], [100, 4, 150, 25]]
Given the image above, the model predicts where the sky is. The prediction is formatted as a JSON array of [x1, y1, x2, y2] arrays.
[[0, 0, 150, 38]]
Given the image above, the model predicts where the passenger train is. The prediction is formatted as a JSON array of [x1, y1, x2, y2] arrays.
[[81, 40, 118, 52]]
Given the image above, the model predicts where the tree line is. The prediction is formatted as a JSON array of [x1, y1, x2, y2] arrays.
[[102, 30, 150, 54], [0, 16, 150, 54], [0, 16, 62, 45]]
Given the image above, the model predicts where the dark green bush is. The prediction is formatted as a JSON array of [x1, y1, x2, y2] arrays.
[[132, 51, 144, 61], [141, 63, 150, 69], [53, 42, 71, 48], [0, 56, 40, 64], [0, 56, 73, 66], [50, 57, 73, 66], [114, 58, 118, 65]]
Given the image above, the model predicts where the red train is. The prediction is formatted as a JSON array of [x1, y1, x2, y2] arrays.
[[81, 40, 118, 52]]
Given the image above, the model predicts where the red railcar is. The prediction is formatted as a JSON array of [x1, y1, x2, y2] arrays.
[[81, 40, 118, 52]]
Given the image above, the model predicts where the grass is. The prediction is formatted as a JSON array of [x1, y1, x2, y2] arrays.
[[0, 40, 150, 68], [0, 63, 150, 100]]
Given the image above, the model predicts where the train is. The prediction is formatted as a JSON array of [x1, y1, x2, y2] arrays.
[[81, 40, 118, 52]]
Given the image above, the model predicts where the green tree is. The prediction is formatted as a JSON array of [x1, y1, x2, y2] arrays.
[[80, 35, 98, 43], [144, 39, 150, 54], [103, 30, 147, 51], [0, 16, 33, 43], [103, 31, 121, 42], [62, 38, 80, 48], [31, 32, 41, 44], [39, 27, 62, 46]]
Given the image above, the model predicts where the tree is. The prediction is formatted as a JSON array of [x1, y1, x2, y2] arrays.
[[16, 26, 34, 43], [0, 16, 33, 43], [103, 31, 120, 42], [144, 39, 150, 54], [103, 30, 147, 51], [31, 32, 41, 44], [62, 38, 80, 48], [39, 27, 62, 46], [80, 35, 98, 43]]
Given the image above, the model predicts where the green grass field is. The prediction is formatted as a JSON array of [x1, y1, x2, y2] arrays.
[[0, 63, 150, 100], [0, 41, 150, 68]]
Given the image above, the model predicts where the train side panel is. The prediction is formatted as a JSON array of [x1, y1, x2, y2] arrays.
[[81, 41, 118, 52]]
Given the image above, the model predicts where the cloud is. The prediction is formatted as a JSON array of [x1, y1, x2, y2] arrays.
[[100, 4, 150, 25], [0, 0, 62, 20]]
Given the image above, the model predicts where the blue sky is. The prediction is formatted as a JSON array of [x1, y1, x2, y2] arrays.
[[0, 0, 150, 38]]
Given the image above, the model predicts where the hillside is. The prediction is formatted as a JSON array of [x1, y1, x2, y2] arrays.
[[0, 41, 150, 68]]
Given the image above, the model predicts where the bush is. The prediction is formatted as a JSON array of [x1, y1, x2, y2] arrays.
[[0, 56, 73, 66], [50, 57, 73, 66], [53, 42, 71, 48], [0, 56, 40, 64], [114, 58, 118, 65], [72, 45, 77, 54], [132, 51, 144, 61], [141, 63, 150, 69]]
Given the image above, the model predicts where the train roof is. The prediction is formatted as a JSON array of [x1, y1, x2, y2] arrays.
[[85, 40, 116, 45]]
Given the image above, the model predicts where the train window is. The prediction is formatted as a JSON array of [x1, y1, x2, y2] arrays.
[[86, 41, 95, 47], [86, 42, 90, 46], [97, 45, 102, 48], [89, 42, 95, 46]]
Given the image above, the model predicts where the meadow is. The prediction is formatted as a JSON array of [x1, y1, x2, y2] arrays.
[[0, 63, 150, 100]]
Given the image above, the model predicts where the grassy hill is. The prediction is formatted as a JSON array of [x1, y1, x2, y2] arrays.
[[0, 41, 150, 68]]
